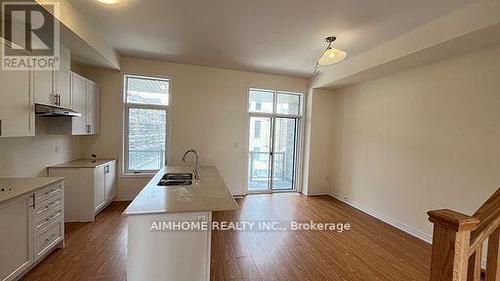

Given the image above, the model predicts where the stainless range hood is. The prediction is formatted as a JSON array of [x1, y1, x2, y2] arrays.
[[35, 103, 81, 117]]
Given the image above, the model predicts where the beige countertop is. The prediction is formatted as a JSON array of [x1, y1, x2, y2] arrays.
[[123, 166, 238, 215], [0, 177, 65, 203], [48, 159, 117, 169]]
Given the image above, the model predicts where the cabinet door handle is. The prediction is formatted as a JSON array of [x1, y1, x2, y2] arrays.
[[30, 194, 35, 209], [0, 119, 2, 136]]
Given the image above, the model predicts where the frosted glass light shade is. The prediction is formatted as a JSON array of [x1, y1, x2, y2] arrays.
[[317, 48, 347, 66], [97, 0, 120, 4]]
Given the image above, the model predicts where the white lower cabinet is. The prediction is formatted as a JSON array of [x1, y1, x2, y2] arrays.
[[104, 163, 116, 206], [0, 194, 33, 281], [48, 160, 117, 222], [33, 182, 64, 262], [94, 166, 107, 212], [0, 180, 64, 281]]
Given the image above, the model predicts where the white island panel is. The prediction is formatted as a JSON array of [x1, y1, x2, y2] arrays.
[[127, 211, 212, 281]]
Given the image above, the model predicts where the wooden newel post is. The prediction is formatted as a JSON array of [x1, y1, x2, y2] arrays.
[[428, 209, 480, 281]]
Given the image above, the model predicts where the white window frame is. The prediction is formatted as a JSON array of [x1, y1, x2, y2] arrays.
[[122, 74, 170, 177], [244, 87, 305, 194]]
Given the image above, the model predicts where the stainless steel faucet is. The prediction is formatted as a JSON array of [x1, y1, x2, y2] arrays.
[[182, 149, 200, 180]]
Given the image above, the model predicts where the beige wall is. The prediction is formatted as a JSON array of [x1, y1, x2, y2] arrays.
[[304, 88, 335, 195], [78, 57, 307, 198], [0, 133, 85, 178], [328, 44, 500, 237]]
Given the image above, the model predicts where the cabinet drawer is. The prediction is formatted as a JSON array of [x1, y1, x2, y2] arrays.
[[34, 219, 63, 261], [35, 206, 63, 234], [35, 193, 63, 219], [35, 181, 63, 204]]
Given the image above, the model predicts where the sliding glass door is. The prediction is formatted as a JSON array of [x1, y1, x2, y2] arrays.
[[248, 116, 272, 190], [247, 89, 302, 193], [272, 117, 298, 190]]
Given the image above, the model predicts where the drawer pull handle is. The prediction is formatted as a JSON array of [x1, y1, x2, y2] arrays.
[[50, 212, 60, 219], [44, 234, 55, 243], [44, 189, 57, 195]]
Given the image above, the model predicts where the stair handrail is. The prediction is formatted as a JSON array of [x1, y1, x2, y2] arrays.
[[427, 187, 499, 281]]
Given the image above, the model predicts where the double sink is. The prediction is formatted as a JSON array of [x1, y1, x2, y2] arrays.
[[157, 173, 193, 186]]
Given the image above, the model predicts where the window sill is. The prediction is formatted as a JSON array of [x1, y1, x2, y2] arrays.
[[120, 173, 156, 179]]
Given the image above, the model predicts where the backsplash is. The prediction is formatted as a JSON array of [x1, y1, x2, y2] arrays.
[[0, 135, 86, 178]]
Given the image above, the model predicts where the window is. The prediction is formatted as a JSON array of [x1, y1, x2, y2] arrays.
[[255, 102, 262, 111], [124, 75, 169, 175], [249, 89, 274, 113], [276, 92, 300, 115], [254, 120, 261, 138]]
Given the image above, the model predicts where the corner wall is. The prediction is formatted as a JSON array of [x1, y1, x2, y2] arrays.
[[328, 44, 500, 238], [302, 88, 336, 195]]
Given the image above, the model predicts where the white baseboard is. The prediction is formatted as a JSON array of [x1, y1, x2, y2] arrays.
[[327, 192, 489, 268], [305, 192, 330, 196], [328, 192, 432, 244]]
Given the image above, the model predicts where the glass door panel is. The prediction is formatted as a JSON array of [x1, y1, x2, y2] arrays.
[[272, 118, 297, 190], [248, 116, 272, 191]]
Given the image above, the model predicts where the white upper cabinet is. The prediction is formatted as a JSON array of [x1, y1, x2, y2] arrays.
[[33, 70, 54, 106], [0, 42, 35, 138], [70, 72, 100, 135], [34, 45, 71, 108], [0, 40, 100, 137], [87, 80, 100, 134], [71, 73, 88, 135], [54, 69, 71, 108]]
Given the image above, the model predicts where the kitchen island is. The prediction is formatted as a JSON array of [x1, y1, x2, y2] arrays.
[[123, 165, 238, 281]]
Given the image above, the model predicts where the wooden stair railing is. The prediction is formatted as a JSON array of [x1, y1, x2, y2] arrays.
[[428, 187, 500, 281]]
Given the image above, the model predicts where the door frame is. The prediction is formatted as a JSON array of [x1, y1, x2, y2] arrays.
[[243, 88, 304, 195]]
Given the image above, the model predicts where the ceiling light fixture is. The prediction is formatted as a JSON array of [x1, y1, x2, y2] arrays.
[[317, 36, 347, 66], [96, 0, 120, 5]]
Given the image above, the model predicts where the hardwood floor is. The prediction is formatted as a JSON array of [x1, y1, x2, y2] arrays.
[[211, 194, 431, 281], [21, 194, 431, 281], [21, 202, 128, 281]]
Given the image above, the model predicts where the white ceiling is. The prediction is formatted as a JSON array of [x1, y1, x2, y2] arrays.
[[68, 0, 474, 77]]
